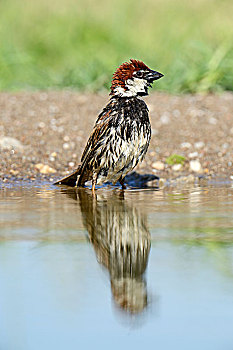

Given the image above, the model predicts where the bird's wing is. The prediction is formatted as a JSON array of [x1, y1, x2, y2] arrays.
[[78, 109, 114, 184], [54, 108, 113, 187], [80, 109, 113, 164]]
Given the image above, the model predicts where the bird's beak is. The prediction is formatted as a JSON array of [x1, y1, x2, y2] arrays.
[[147, 70, 164, 82]]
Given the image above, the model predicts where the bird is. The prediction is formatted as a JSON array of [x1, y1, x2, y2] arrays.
[[55, 59, 163, 192]]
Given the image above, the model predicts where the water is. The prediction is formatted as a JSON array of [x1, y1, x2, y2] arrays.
[[0, 182, 233, 350]]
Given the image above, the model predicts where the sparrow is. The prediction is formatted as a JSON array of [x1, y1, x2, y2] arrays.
[[55, 59, 163, 191]]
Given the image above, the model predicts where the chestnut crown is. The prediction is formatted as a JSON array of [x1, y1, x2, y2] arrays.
[[110, 59, 163, 97]]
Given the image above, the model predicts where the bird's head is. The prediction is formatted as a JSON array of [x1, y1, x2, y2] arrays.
[[110, 59, 163, 97]]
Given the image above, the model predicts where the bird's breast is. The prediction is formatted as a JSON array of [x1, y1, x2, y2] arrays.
[[95, 111, 151, 185]]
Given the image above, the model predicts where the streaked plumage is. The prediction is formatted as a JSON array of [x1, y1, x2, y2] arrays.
[[55, 59, 163, 191]]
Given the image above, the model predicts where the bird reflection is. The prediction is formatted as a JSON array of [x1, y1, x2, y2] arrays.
[[68, 188, 151, 314]]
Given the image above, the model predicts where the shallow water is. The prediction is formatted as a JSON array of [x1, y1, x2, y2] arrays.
[[0, 182, 233, 350]]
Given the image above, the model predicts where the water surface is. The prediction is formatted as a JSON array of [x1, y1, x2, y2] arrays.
[[0, 183, 233, 349]]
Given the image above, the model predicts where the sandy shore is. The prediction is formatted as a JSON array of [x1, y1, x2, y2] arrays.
[[0, 91, 232, 186]]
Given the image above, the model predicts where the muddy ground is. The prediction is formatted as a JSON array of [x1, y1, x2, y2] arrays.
[[0, 91, 232, 186]]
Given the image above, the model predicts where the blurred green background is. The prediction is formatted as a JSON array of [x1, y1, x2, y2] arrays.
[[0, 0, 232, 93]]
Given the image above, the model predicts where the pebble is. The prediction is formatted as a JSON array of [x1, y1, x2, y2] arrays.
[[63, 143, 70, 150], [10, 169, 19, 176], [160, 113, 170, 124], [49, 152, 57, 162], [0, 137, 24, 151], [35, 163, 56, 174], [152, 161, 165, 170], [181, 142, 192, 149], [188, 151, 198, 159], [189, 160, 202, 173], [222, 143, 229, 149], [209, 117, 217, 125], [172, 164, 182, 171], [194, 141, 205, 149], [50, 152, 57, 157], [189, 108, 204, 117]]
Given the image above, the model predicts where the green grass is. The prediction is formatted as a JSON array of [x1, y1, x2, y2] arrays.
[[0, 0, 233, 92], [166, 154, 186, 166]]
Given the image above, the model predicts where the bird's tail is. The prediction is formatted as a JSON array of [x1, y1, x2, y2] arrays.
[[54, 165, 81, 187]]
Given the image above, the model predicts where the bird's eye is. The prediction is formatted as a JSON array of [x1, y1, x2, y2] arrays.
[[135, 71, 143, 78]]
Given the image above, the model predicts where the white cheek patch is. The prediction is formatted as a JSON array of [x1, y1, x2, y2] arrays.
[[114, 78, 147, 97], [126, 78, 147, 93], [114, 86, 131, 97]]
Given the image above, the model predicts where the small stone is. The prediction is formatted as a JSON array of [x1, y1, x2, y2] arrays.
[[38, 122, 46, 128], [189, 160, 202, 173], [35, 163, 56, 174], [63, 143, 70, 150], [49, 152, 57, 162], [160, 113, 170, 124], [222, 143, 229, 149], [152, 161, 165, 170], [68, 161, 75, 167], [0, 136, 24, 151], [10, 169, 19, 176], [209, 117, 217, 125], [149, 151, 156, 157], [35, 163, 44, 171], [188, 151, 198, 159], [189, 109, 204, 118], [181, 142, 192, 149], [194, 141, 205, 149], [172, 164, 182, 171], [63, 135, 70, 142]]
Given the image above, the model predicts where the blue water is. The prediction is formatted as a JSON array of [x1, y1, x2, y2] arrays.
[[0, 183, 232, 350]]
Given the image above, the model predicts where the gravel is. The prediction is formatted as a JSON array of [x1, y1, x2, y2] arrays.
[[0, 91, 232, 185]]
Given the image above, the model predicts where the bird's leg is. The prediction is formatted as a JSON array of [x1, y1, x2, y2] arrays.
[[92, 173, 97, 194], [119, 177, 126, 190]]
